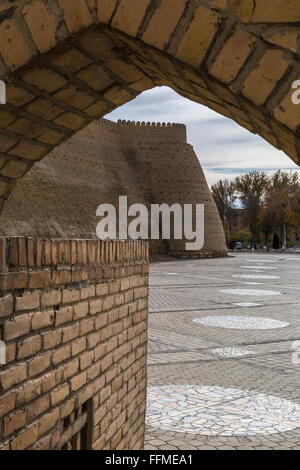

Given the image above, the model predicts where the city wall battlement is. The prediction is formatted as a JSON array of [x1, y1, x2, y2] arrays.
[[98, 119, 187, 143]]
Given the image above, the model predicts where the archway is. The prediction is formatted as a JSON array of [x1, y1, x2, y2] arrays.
[[1, 0, 300, 213]]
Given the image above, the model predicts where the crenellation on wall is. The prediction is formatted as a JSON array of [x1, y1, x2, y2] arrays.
[[98, 118, 187, 143]]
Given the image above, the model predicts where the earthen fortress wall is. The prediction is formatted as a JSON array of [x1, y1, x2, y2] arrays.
[[0, 119, 227, 257]]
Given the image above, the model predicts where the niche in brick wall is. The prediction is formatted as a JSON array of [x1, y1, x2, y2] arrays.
[[59, 399, 93, 450]]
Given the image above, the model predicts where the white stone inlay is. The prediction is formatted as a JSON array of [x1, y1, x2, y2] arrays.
[[146, 385, 300, 436], [242, 282, 263, 285], [246, 259, 280, 263], [240, 270, 264, 273], [220, 289, 280, 296], [232, 302, 262, 307], [241, 266, 278, 270], [209, 347, 253, 357], [193, 315, 289, 330], [233, 274, 280, 280]]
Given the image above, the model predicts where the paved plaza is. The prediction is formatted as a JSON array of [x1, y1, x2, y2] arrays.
[[144, 253, 300, 450]]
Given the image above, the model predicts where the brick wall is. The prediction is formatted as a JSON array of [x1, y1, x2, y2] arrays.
[[0, 237, 149, 450]]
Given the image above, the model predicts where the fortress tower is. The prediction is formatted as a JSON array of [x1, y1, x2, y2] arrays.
[[0, 119, 227, 258]]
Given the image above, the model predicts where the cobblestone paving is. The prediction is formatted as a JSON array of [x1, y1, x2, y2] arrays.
[[145, 253, 300, 450]]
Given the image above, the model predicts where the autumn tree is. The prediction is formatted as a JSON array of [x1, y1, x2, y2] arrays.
[[265, 171, 300, 248], [211, 179, 236, 239], [260, 204, 275, 249], [234, 171, 269, 249]]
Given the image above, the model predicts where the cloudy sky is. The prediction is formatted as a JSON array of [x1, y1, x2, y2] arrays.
[[106, 86, 300, 187]]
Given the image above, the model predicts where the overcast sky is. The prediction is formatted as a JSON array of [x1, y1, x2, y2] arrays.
[[106, 86, 300, 187]]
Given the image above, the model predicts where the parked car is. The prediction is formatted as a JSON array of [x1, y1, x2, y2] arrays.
[[235, 242, 243, 250]]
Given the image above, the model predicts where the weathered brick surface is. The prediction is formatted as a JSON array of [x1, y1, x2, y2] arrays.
[[242, 50, 289, 105], [3, 315, 31, 342], [23, 0, 58, 54], [0, 17, 33, 71], [227, 0, 253, 22], [57, 0, 93, 33], [176, 5, 219, 67], [97, 0, 117, 24], [0, 238, 148, 450], [142, 0, 187, 50], [275, 89, 300, 133], [111, 0, 151, 37], [208, 30, 257, 84], [16, 291, 40, 312], [262, 31, 299, 53], [252, 0, 300, 23]]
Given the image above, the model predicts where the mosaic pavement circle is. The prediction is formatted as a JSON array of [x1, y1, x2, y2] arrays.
[[146, 385, 300, 436], [193, 315, 289, 330], [220, 289, 281, 296]]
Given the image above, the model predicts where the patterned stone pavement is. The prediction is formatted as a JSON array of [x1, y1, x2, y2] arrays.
[[145, 253, 300, 450]]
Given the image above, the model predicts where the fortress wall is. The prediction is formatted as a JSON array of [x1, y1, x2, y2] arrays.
[[0, 121, 150, 239], [0, 119, 227, 257], [0, 238, 148, 450], [106, 120, 227, 257], [127, 139, 227, 256]]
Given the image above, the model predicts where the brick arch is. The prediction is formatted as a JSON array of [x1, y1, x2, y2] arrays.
[[1, 0, 300, 211]]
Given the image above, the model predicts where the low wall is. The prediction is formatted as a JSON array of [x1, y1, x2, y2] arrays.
[[0, 237, 148, 450]]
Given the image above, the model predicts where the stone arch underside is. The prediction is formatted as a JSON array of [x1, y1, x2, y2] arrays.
[[0, 0, 300, 225]]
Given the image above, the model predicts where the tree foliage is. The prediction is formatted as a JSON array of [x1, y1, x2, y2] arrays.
[[212, 170, 300, 249], [234, 171, 269, 248], [211, 179, 236, 240]]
